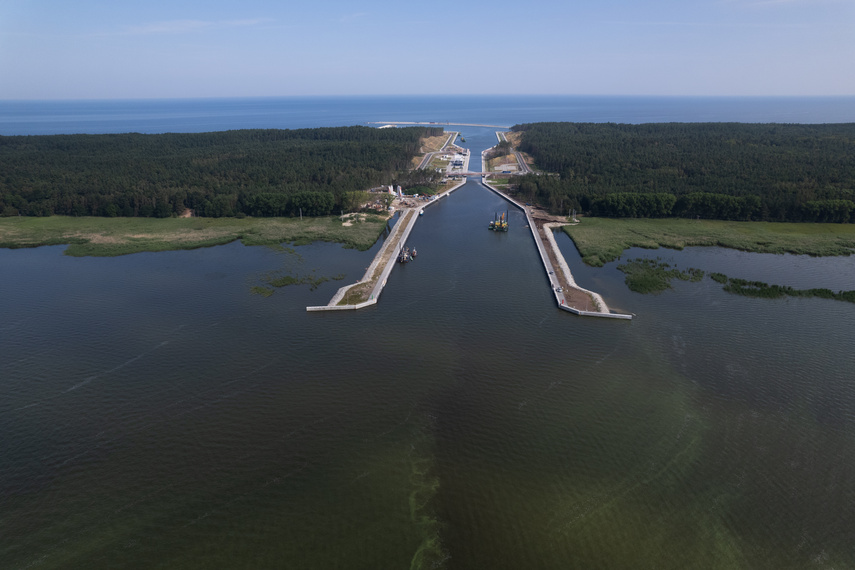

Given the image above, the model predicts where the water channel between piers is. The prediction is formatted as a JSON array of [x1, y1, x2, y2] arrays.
[[307, 134, 632, 319]]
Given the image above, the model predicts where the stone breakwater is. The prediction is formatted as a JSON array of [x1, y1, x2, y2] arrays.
[[478, 180, 631, 319], [306, 181, 467, 312]]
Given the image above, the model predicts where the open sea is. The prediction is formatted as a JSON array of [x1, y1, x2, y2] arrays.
[[2, 96, 855, 569], [2, 95, 855, 135]]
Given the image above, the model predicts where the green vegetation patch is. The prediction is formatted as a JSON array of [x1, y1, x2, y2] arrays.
[[618, 260, 855, 304], [719, 276, 855, 304], [0, 214, 391, 256], [250, 243, 345, 297], [563, 218, 855, 267], [617, 258, 703, 294], [250, 286, 275, 297], [265, 271, 344, 291]]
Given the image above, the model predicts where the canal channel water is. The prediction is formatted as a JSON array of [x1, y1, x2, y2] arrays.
[[2, 128, 855, 568]]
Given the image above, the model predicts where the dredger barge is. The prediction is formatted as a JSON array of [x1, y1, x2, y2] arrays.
[[488, 211, 509, 232]]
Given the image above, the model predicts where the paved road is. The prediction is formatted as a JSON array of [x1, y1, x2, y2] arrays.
[[417, 132, 458, 170], [497, 131, 531, 174], [514, 151, 531, 174]]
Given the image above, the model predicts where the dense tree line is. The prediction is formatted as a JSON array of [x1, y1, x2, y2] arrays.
[[0, 126, 443, 217], [511, 122, 855, 222]]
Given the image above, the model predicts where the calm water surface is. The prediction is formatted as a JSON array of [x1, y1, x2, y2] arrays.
[[3, 95, 855, 135], [2, 112, 855, 568]]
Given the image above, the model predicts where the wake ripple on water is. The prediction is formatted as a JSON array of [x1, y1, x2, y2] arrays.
[[11, 333, 181, 412], [65, 340, 170, 393]]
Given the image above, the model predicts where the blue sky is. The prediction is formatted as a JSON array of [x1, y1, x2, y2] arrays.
[[1, 0, 852, 99]]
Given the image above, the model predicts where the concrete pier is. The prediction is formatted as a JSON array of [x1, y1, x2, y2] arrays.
[[306, 179, 467, 312], [480, 145, 632, 319]]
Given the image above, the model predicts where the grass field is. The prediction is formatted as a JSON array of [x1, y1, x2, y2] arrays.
[[0, 214, 391, 257], [485, 153, 517, 172], [563, 218, 855, 267]]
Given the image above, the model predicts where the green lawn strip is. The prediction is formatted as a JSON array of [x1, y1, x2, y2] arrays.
[[563, 218, 855, 267], [0, 215, 390, 257]]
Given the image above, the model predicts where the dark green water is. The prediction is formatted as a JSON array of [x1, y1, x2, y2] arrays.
[[3, 136, 855, 568]]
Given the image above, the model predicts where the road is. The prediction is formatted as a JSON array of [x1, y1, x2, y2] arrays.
[[497, 131, 531, 174], [417, 131, 459, 170]]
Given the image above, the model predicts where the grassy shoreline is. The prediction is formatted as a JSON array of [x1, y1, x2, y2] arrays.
[[563, 218, 855, 267], [0, 214, 392, 257]]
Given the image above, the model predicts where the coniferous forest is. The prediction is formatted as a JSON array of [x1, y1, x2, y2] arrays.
[[512, 122, 855, 222], [0, 126, 442, 218]]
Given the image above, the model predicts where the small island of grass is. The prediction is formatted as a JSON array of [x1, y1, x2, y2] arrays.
[[617, 258, 703, 294], [615, 259, 855, 303]]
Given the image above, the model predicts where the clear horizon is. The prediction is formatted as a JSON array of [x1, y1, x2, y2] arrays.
[[1, 0, 853, 100]]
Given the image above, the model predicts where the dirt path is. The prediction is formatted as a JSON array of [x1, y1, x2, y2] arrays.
[[535, 221, 598, 311]]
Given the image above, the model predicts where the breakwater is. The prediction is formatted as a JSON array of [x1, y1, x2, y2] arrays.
[[306, 180, 467, 311], [479, 147, 632, 319]]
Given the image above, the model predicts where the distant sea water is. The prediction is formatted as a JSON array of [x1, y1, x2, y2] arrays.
[[1, 95, 855, 135]]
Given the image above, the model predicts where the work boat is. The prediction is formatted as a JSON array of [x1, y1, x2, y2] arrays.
[[398, 246, 413, 263], [488, 211, 509, 232]]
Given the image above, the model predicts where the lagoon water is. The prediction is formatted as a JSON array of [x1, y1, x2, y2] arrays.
[[2, 97, 855, 568]]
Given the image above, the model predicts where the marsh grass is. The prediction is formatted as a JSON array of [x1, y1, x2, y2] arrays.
[[266, 272, 345, 291], [721, 277, 855, 303], [0, 214, 391, 257], [250, 286, 275, 297], [621, 260, 855, 304], [617, 258, 704, 294], [268, 275, 302, 288], [256, 268, 345, 298], [563, 218, 855, 267]]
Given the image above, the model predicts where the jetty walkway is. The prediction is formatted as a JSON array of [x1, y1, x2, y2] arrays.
[[480, 144, 632, 320], [306, 179, 467, 312]]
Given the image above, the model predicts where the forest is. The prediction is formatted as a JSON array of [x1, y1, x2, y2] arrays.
[[511, 122, 855, 222], [0, 126, 443, 218]]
